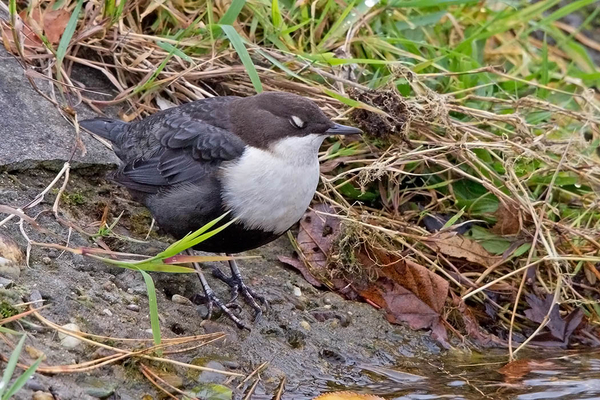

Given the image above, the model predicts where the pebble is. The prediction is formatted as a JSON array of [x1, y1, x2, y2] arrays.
[[126, 304, 140, 312], [25, 345, 46, 361], [42, 256, 52, 265], [197, 361, 228, 384], [102, 308, 113, 317], [25, 379, 45, 392], [32, 391, 54, 400], [172, 294, 193, 306], [293, 286, 302, 297], [103, 281, 115, 291], [0, 256, 21, 279], [300, 320, 311, 331], [58, 323, 82, 349], [0, 276, 13, 288]]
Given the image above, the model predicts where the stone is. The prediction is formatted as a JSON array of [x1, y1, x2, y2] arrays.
[[58, 323, 82, 348], [172, 294, 193, 306], [42, 256, 52, 265], [126, 304, 140, 312], [293, 286, 302, 297], [0, 13, 118, 173], [102, 308, 113, 317], [0, 257, 20, 279], [32, 391, 54, 400], [0, 276, 13, 288], [196, 361, 227, 384]]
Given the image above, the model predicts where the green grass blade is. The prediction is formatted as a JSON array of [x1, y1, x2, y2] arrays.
[[221, 25, 263, 93], [391, 0, 478, 6], [3, 356, 43, 399], [158, 212, 232, 258], [157, 41, 193, 63], [139, 270, 162, 352], [442, 207, 465, 229], [218, 0, 246, 25], [0, 334, 26, 397], [272, 0, 282, 29], [56, 0, 84, 79]]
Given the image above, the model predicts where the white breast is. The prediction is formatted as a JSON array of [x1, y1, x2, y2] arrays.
[[220, 134, 326, 234]]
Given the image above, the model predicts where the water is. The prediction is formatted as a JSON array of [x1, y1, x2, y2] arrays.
[[277, 349, 600, 399]]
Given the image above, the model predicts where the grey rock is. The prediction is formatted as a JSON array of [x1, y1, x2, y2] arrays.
[[172, 294, 193, 306], [197, 361, 227, 384], [0, 257, 20, 279], [0, 276, 13, 288], [0, 42, 118, 172], [126, 304, 139, 312]]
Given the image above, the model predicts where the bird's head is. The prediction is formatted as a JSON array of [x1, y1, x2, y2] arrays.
[[230, 91, 362, 154]]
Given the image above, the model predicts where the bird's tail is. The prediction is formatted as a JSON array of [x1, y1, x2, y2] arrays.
[[80, 117, 127, 144]]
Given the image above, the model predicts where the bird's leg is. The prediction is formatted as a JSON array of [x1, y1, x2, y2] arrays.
[[211, 255, 268, 321], [186, 250, 249, 330]]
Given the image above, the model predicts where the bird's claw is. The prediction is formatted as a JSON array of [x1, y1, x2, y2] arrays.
[[192, 290, 249, 330], [212, 267, 268, 322]]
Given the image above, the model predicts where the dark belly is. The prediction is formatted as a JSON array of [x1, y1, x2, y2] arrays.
[[191, 221, 283, 254]]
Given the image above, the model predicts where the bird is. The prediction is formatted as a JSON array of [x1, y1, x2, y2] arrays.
[[80, 91, 362, 329]]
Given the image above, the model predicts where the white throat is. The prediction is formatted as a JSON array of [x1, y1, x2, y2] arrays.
[[221, 134, 326, 234]]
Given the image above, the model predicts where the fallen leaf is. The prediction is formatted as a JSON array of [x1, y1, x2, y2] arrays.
[[280, 204, 341, 287], [498, 359, 558, 381], [492, 202, 521, 235], [43, 9, 70, 44], [424, 231, 500, 268], [278, 255, 323, 287], [354, 246, 449, 343], [524, 293, 584, 345]]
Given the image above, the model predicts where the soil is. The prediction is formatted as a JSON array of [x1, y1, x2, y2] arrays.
[[0, 168, 440, 400]]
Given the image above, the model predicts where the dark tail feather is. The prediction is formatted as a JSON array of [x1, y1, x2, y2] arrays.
[[80, 117, 127, 144]]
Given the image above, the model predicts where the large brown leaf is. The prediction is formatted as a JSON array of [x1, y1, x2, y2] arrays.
[[424, 232, 500, 268], [43, 9, 70, 44], [354, 246, 449, 343]]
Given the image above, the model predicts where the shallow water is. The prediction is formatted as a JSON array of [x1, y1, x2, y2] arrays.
[[257, 349, 600, 399]]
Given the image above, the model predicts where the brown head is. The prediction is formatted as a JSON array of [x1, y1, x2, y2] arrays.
[[229, 91, 362, 149]]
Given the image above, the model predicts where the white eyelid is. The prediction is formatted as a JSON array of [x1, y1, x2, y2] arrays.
[[290, 115, 305, 128]]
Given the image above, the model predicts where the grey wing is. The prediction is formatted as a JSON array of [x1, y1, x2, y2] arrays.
[[116, 113, 246, 194]]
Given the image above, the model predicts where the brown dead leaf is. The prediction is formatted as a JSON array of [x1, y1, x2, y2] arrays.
[[498, 359, 558, 381], [524, 293, 583, 346], [492, 202, 521, 235], [354, 246, 449, 343], [424, 232, 500, 268], [43, 9, 70, 44], [278, 255, 323, 287], [279, 204, 341, 288]]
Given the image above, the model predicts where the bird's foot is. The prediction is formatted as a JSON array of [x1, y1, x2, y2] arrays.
[[187, 250, 250, 330], [212, 259, 268, 322], [190, 290, 248, 331]]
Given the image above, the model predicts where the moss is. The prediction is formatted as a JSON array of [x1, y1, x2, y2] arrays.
[[0, 301, 19, 319], [129, 210, 154, 236]]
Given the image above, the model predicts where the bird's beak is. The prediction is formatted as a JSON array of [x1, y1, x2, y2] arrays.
[[326, 122, 363, 136]]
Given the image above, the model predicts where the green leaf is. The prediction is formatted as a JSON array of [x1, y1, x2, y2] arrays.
[[139, 270, 162, 353], [56, 0, 84, 79], [220, 25, 263, 93], [442, 207, 465, 229], [157, 41, 193, 63], [0, 334, 26, 397], [218, 0, 246, 25], [3, 356, 43, 399], [271, 0, 282, 28]]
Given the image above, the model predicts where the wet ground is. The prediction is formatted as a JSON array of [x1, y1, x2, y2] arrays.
[[2, 164, 599, 400]]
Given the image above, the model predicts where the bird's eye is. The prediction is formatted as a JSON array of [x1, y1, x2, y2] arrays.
[[289, 115, 305, 129]]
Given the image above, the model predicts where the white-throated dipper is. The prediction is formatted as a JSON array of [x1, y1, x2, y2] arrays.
[[81, 91, 362, 329]]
